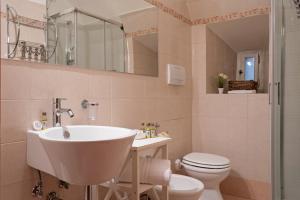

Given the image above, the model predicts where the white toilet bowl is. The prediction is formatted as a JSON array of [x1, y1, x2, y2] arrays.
[[155, 174, 204, 200], [180, 153, 231, 200]]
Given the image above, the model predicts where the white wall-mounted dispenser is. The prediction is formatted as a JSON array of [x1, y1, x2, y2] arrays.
[[167, 64, 186, 86], [81, 99, 99, 120]]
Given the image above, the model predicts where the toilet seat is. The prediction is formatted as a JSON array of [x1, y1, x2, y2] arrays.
[[181, 162, 230, 174], [182, 153, 230, 169]]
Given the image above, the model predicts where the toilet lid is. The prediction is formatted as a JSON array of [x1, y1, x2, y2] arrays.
[[182, 153, 230, 169]]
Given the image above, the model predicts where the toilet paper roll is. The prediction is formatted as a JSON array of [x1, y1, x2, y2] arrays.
[[119, 157, 171, 186], [174, 159, 182, 171]]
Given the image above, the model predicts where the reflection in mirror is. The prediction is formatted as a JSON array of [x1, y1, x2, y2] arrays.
[[122, 7, 158, 76], [2, 0, 158, 76], [206, 14, 269, 93]]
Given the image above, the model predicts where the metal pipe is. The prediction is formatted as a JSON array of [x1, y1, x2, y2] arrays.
[[104, 22, 107, 71], [74, 11, 78, 65], [7, 5, 10, 57], [86, 185, 92, 200]]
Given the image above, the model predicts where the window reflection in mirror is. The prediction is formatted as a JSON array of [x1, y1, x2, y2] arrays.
[[244, 57, 255, 81]]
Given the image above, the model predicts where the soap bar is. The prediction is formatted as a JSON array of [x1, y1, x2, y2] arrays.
[[134, 130, 146, 140]]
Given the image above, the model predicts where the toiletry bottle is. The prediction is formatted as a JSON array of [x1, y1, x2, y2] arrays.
[[150, 123, 156, 138], [141, 122, 147, 138], [154, 123, 160, 137], [41, 112, 48, 130], [146, 123, 152, 138]]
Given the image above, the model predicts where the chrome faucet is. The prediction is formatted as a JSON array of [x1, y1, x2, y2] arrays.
[[53, 98, 74, 127]]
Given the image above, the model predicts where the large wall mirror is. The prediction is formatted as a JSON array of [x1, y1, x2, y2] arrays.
[[2, 0, 158, 76], [206, 14, 270, 93]]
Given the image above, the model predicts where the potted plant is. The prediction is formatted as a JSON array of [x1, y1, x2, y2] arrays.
[[217, 73, 228, 94]]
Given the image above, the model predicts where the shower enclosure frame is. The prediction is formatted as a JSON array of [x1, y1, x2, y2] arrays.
[[271, 0, 289, 199], [45, 5, 126, 70]]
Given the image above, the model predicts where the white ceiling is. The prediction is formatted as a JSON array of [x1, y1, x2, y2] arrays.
[[207, 14, 269, 52]]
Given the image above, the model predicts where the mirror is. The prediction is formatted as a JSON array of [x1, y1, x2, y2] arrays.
[[2, 0, 158, 77], [205, 14, 270, 93]]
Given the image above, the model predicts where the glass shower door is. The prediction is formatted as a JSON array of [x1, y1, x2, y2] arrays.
[[105, 22, 126, 72], [273, 0, 300, 199], [76, 12, 105, 70]]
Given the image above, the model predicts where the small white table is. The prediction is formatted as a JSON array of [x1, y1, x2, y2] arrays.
[[130, 137, 172, 200], [102, 137, 172, 200]]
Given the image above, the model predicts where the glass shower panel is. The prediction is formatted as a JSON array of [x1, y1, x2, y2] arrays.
[[105, 22, 125, 72], [77, 13, 105, 70], [50, 12, 75, 66], [281, 0, 300, 199]]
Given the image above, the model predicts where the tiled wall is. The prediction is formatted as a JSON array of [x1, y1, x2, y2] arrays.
[[206, 28, 237, 93], [192, 25, 271, 200], [0, 8, 192, 200]]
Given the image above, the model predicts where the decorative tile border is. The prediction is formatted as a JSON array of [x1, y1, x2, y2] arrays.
[[192, 6, 271, 25], [1, 3, 271, 30], [144, 0, 270, 26], [125, 27, 158, 38], [0, 11, 46, 30], [144, 0, 192, 25]]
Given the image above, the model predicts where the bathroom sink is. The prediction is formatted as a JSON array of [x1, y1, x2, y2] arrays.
[[27, 126, 136, 185]]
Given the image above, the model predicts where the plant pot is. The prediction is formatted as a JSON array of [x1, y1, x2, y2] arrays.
[[218, 88, 224, 94]]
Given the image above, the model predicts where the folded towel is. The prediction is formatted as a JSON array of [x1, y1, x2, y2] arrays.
[[228, 90, 256, 94], [119, 157, 171, 186]]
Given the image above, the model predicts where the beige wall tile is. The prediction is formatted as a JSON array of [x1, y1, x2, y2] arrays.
[[59, 71, 90, 100], [221, 176, 271, 200], [223, 194, 250, 200], [1, 179, 35, 200], [247, 94, 269, 119], [247, 116, 271, 182], [227, 94, 248, 118], [1, 142, 33, 186], [88, 75, 112, 100], [1, 65, 31, 100], [111, 76, 145, 99], [1, 100, 31, 144], [30, 68, 63, 100], [110, 99, 147, 129]]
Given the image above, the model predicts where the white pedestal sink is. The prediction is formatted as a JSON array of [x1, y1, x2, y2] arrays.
[[27, 126, 136, 185]]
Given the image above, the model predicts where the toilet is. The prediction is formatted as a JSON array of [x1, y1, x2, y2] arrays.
[[155, 174, 204, 200], [179, 153, 231, 200]]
